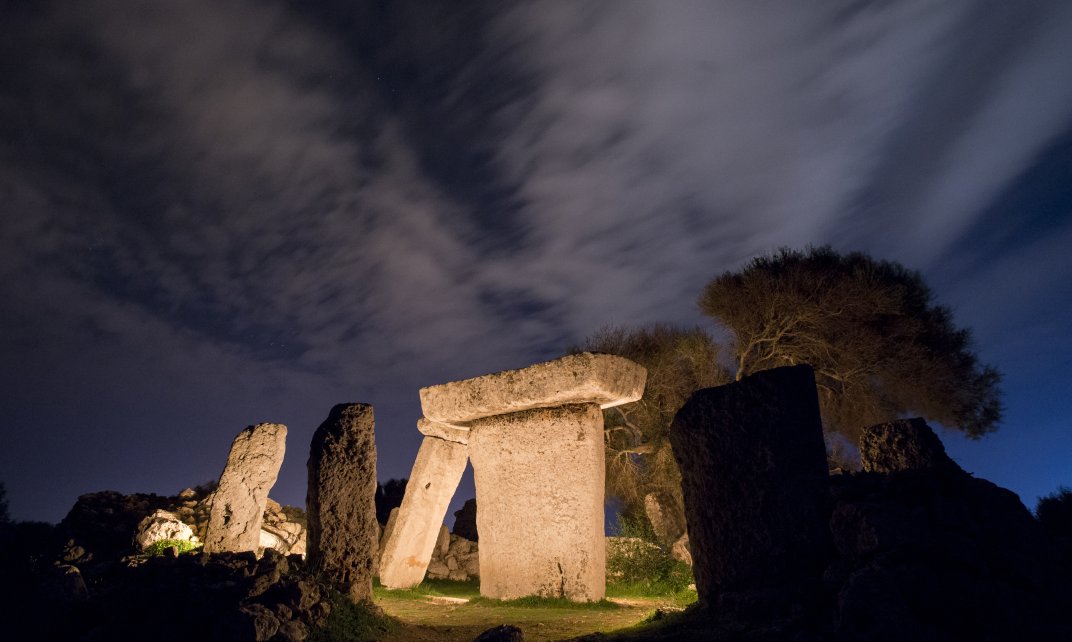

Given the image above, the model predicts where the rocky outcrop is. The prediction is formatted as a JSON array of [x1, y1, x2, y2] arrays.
[[205, 423, 288, 553], [859, 417, 960, 473], [828, 419, 1066, 641], [669, 364, 831, 613], [306, 403, 378, 602]]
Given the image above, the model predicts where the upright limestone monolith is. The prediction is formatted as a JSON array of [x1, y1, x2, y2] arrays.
[[669, 365, 831, 605], [468, 403, 606, 600], [204, 422, 287, 553], [307, 403, 379, 602]]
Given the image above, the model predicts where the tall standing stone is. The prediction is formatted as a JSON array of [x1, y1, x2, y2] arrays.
[[669, 365, 831, 605], [204, 422, 287, 553], [468, 403, 606, 600], [307, 403, 379, 602]]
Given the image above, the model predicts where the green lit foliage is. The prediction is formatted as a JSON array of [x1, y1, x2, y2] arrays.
[[144, 538, 202, 556], [700, 246, 1002, 440], [575, 325, 729, 518], [607, 513, 694, 597]]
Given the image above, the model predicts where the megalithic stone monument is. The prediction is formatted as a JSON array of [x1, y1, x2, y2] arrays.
[[379, 352, 645, 601], [378, 418, 469, 588], [306, 404, 379, 602], [204, 422, 287, 553]]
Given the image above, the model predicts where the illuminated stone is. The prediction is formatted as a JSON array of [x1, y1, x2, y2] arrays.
[[379, 433, 468, 588], [468, 403, 606, 601], [204, 422, 287, 553], [417, 417, 470, 444], [306, 403, 378, 602], [419, 352, 645, 423]]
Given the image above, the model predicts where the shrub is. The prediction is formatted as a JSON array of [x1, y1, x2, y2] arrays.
[[606, 513, 693, 595], [308, 591, 396, 642], [144, 538, 201, 556], [1036, 486, 1072, 539]]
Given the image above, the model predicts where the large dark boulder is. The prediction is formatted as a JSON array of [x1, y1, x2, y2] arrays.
[[669, 364, 832, 609], [829, 418, 1067, 641], [306, 403, 379, 603]]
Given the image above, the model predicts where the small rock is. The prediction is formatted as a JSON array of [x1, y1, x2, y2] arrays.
[[474, 624, 524, 642]]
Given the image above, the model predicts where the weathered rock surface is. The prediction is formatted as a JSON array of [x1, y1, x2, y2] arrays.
[[425, 533, 479, 582], [669, 364, 831, 607], [260, 499, 306, 556], [306, 403, 378, 602], [379, 434, 468, 588], [644, 491, 687, 548], [860, 417, 959, 473], [453, 497, 478, 541], [468, 403, 606, 601], [419, 352, 646, 423], [135, 509, 197, 551], [205, 423, 288, 553], [418, 417, 470, 444]]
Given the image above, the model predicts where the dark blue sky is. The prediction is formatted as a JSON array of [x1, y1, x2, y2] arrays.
[[1, 1, 1070, 524]]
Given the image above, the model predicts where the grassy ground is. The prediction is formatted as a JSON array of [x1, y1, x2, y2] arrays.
[[371, 579, 697, 642]]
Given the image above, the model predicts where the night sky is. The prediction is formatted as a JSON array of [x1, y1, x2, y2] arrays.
[[2, 1, 1070, 525]]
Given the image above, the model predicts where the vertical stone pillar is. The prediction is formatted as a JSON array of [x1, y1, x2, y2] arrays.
[[378, 420, 468, 589], [204, 422, 287, 553], [669, 364, 831, 605], [468, 403, 606, 600], [306, 403, 378, 602]]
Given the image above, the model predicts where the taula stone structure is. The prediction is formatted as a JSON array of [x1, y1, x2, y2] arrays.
[[379, 352, 646, 601], [669, 364, 831, 611], [204, 422, 287, 553], [307, 403, 379, 602]]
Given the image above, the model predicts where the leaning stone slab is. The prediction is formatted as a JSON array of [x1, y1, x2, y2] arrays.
[[468, 403, 606, 601], [669, 365, 831, 604], [419, 352, 646, 423], [379, 433, 469, 588], [204, 422, 287, 553], [307, 403, 379, 602]]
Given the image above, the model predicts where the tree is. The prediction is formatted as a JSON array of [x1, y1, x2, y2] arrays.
[[1036, 486, 1072, 540], [575, 324, 729, 517], [699, 246, 1002, 440]]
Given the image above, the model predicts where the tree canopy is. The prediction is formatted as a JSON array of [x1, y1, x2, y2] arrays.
[[699, 246, 1002, 439], [575, 324, 729, 516]]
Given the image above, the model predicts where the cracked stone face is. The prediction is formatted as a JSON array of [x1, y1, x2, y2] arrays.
[[468, 403, 606, 601], [204, 422, 287, 553]]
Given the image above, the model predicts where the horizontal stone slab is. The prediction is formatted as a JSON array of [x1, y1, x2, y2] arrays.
[[420, 352, 646, 423], [417, 418, 470, 445]]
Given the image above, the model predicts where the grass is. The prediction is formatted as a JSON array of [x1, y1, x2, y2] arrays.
[[370, 577, 699, 642], [606, 581, 698, 608], [467, 595, 620, 610], [308, 592, 398, 642]]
